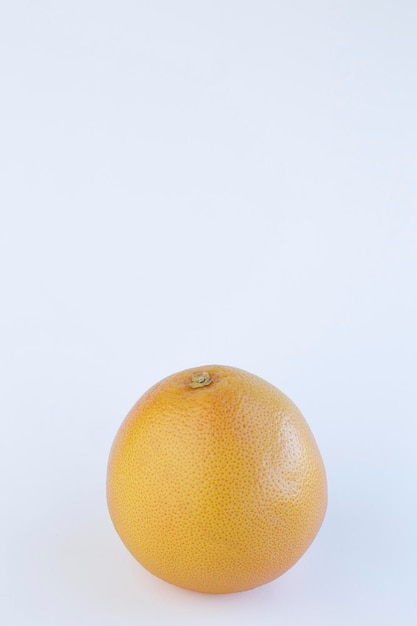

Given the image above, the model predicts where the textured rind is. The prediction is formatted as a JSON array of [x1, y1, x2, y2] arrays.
[[107, 365, 327, 594]]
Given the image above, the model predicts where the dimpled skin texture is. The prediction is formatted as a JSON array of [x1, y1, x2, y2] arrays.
[[106, 365, 327, 594]]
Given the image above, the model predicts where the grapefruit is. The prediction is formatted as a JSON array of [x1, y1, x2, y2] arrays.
[[107, 365, 327, 593]]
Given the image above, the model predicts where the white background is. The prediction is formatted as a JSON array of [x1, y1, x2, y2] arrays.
[[1, 1, 417, 624]]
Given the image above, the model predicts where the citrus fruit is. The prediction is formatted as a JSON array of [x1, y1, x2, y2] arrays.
[[106, 365, 327, 594]]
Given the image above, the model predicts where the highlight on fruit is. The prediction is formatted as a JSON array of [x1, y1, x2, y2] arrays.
[[107, 364, 327, 594]]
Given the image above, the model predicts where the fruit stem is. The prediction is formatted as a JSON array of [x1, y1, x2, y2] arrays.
[[190, 372, 212, 388]]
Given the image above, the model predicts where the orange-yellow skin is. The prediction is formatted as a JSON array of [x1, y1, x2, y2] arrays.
[[107, 365, 327, 594]]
